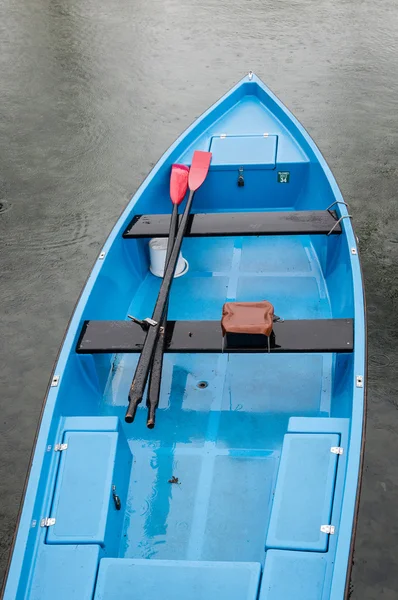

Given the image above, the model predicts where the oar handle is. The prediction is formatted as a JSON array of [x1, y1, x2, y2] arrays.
[[125, 190, 195, 423], [146, 205, 179, 428], [146, 326, 167, 428]]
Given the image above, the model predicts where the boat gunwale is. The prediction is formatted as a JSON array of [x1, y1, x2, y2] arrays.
[[343, 245, 368, 600]]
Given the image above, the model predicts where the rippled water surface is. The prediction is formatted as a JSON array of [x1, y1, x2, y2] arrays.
[[2, 0, 398, 596]]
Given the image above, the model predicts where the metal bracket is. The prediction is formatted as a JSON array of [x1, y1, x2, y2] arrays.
[[356, 375, 364, 388], [320, 524, 335, 534], [54, 443, 68, 452], [128, 315, 158, 330], [327, 215, 352, 236], [331, 446, 344, 455], [248, 71, 253, 80], [273, 315, 284, 323], [41, 518, 56, 527], [326, 200, 350, 214], [144, 318, 158, 327], [51, 375, 60, 387]]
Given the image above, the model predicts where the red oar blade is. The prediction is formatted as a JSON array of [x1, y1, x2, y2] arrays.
[[170, 164, 189, 205], [188, 151, 212, 192]]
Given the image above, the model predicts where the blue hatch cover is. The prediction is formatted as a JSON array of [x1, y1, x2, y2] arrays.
[[47, 432, 118, 545], [266, 433, 339, 552], [209, 135, 277, 170]]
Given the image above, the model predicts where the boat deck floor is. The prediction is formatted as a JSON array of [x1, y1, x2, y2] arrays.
[[100, 235, 333, 563]]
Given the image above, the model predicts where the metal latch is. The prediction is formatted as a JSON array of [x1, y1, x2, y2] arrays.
[[41, 518, 56, 527], [54, 443, 68, 452], [237, 167, 244, 187], [112, 485, 121, 511], [320, 524, 335, 534], [331, 446, 343, 455]]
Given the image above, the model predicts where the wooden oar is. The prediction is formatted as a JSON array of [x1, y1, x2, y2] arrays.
[[146, 164, 189, 428], [125, 150, 212, 423]]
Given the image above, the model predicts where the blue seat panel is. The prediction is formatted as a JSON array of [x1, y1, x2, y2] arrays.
[[47, 428, 131, 552], [47, 432, 118, 544], [266, 433, 339, 551], [29, 545, 100, 600], [259, 550, 328, 600], [94, 558, 261, 600]]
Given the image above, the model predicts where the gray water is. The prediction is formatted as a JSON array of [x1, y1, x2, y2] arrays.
[[1, 0, 398, 597]]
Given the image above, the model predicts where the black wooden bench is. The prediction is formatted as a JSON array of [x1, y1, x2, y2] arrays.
[[123, 210, 342, 238], [77, 318, 353, 354]]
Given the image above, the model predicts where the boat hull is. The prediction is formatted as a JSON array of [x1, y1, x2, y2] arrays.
[[2, 74, 366, 600]]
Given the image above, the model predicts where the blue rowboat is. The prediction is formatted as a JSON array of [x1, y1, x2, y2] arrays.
[[2, 72, 366, 600]]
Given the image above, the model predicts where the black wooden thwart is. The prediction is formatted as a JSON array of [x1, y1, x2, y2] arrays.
[[123, 210, 342, 238], [77, 318, 353, 354]]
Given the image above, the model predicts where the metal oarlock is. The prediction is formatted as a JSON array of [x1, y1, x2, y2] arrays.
[[326, 200, 350, 215], [327, 215, 352, 236]]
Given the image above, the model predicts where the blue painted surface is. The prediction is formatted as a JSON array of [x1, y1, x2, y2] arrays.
[[48, 432, 118, 545], [266, 433, 339, 552], [61, 416, 120, 432], [209, 135, 277, 169], [47, 429, 131, 554], [259, 550, 327, 600], [28, 545, 101, 600], [2, 73, 365, 600], [94, 559, 261, 600]]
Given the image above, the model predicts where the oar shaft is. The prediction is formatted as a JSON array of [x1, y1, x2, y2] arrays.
[[125, 189, 195, 422], [146, 205, 179, 427]]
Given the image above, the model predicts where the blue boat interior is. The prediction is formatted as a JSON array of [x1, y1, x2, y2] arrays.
[[4, 76, 364, 600]]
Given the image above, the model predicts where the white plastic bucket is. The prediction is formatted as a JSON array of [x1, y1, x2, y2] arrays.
[[149, 238, 189, 278]]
